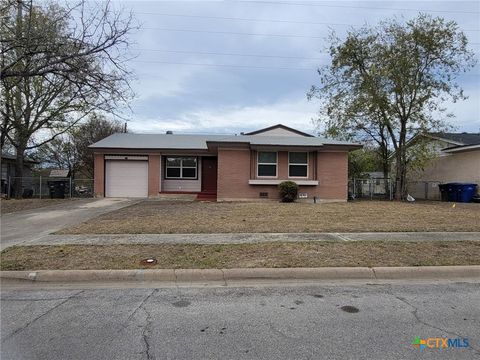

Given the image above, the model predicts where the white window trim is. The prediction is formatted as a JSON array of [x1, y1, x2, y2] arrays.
[[257, 151, 278, 178], [165, 156, 198, 179], [288, 151, 309, 178]]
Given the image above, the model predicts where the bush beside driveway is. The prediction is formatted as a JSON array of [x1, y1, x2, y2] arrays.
[[57, 200, 480, 234]]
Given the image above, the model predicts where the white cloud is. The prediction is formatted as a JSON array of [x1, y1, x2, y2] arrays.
[[128, 94, 319, 134], [123, 1, 480, 135]]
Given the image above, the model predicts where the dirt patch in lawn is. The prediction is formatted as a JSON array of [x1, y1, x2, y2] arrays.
[[1, 241, 479, 270], [57, 200, 480, 234], [0, 198, 77, 215]]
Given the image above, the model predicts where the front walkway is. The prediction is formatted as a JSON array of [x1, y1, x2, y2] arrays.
[[25, 231, 480, 246]]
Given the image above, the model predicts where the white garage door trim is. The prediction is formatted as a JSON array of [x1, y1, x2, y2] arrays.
[[105, 160, 148, 198]]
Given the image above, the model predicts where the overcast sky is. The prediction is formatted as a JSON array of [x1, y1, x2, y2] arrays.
[[118, 1, 480, 135]]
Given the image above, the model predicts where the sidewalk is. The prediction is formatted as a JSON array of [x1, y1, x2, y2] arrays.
[[21, 231, 480, 246]]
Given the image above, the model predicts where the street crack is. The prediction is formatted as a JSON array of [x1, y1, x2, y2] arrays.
[[127, 289, 156, 322], [133, 289, 158, 360], [2, 290, 84, 342], [394, 295, 480, 355]]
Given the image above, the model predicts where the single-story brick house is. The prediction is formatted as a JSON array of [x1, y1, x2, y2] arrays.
[[89, 124, 362, 201]]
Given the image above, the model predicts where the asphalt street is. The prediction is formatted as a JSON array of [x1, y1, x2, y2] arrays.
[[1, 281, 479, 359]]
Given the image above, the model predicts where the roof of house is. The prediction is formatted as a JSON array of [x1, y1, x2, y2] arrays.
[[89, 133, 361, 150], [243, 124, 314, 137], [429, 132, 480, 146], [1, 153, 38, 163]]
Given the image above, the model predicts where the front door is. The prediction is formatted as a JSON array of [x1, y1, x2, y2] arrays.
[[201, 157, 218, 192]]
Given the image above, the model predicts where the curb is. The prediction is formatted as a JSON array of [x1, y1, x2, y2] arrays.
[[1, 266, 479, 284]]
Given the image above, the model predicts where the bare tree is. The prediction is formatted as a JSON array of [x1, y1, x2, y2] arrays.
[[36, 114, 125, 178], [0, 0, 136, 197], [35, 135, 79, 175]]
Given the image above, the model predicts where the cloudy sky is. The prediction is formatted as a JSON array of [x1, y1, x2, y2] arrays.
[[118, 1, 479, 135]]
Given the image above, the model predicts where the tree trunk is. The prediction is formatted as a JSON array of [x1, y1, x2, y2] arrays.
[[382, 162, 390, 199], [400, 144, 408, 199], [379, 143, 390, 199], [13, 145, 25, 198], [394, 123, 408, 201]]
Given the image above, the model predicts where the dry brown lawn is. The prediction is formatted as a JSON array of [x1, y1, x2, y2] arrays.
[[0, 198, 75, 215], [57, 200, 480, 234], [1, 241, 479, 270]]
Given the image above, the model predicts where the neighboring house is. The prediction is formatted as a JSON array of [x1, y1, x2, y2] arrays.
[[89, 124, 362, 201], [407, 132, 480, 199], [1, 153, 37, 196]]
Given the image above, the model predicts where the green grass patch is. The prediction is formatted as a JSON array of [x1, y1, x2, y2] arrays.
[[1, 241, 479, 270]]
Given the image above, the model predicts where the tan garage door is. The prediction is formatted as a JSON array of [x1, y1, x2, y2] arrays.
[[105, 160, 148, 197]]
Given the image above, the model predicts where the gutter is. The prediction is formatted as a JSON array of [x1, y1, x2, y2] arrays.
[[2, 266, 479, 284], [442, 144, 480, 153]]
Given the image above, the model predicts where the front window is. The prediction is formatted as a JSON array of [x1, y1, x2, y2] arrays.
[[165, 157, 197, 179], [289, 152, 308, 177], [257, 152, 277, 177]]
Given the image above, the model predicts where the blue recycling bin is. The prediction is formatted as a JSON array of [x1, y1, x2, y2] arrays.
[[443, 183, 478, 203], [457, 183, 478, 203]]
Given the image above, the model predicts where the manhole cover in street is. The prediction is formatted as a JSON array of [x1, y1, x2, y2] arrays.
[[140, 258, 158, 266]]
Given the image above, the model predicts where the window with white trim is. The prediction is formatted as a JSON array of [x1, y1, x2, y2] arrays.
[[165, 157, 197, 179], [257, 152, 277, 177], [289, 152, 308, 177]]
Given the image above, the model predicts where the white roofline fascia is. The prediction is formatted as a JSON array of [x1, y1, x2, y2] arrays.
[[424, 134, 465, 146], [443, 144, 480, 153]]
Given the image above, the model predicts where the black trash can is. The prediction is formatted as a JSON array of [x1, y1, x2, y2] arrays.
[[438, 184, 448, 202], [47, 181, 67, 199], [446, 183, 460, 202]]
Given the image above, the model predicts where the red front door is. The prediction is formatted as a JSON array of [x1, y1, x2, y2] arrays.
[[201, 157, 218, 192]]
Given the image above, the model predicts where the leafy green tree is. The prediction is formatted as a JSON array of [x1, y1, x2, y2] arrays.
[[348, 147, 381, 179], [308, 14, 476, 200], [404, 134, 443, 179]]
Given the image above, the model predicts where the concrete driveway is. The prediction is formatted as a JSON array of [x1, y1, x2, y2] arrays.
[[0, 198, 136, 250]]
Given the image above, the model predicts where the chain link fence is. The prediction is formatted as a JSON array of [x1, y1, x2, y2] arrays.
[[1, 177, 94, 199], [349, 178, 393, 200], [349, 178, 444, 201], [405, 180, 442, 201]]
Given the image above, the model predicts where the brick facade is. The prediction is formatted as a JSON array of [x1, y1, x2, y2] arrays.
[[217, 148, 348, 201], [147, 154, 160, 196], [94, 147, 349, 201], [93, 153, 105, 197]]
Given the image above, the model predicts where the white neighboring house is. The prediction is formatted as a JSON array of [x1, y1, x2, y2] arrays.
[[407, 132, 480, 200]]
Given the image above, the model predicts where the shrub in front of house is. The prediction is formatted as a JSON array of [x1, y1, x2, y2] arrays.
[[278, 181, 299, 202]]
